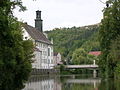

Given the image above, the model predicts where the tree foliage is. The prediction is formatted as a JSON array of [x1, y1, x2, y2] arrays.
[[45, 24, 99, 62], [72, 48, 91, 64], [99, 0, 120, 78], [81, 31, 100, 52], [0, 0, 34, 90], [110, 36, 120, 78], [71, 48, 98, 65]]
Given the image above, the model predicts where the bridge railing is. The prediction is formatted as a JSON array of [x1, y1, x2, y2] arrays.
[[65, 65, 99, 69]]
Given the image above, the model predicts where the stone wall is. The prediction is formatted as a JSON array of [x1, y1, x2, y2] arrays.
[[31, 69, 60, 75]]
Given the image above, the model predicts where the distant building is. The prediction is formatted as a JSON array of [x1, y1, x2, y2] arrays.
[[89, 51, 101, 56], [22, 10, 54, 69], [54, 52, 62, 65]]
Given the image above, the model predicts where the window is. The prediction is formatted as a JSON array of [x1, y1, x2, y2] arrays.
[[48, 59, 50, 64], [48, 48, 50, 56]]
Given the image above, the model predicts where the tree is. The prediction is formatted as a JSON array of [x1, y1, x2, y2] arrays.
[[72, 48, 87, 65], [46, 24, 99, 62], [72, 48, 93, 65], [99, 0, 120, 78], [0, 0, 34, 90], [110, 36, 120, 78], [110, 36, 120, 63]]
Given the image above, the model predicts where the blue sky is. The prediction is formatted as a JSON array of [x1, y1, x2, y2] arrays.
[[14, 0, 106, 31]]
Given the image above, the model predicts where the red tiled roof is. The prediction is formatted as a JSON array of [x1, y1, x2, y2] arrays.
[[89, 51, 101, 56]]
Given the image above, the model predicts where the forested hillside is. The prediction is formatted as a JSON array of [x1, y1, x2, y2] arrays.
[[45, 24, 100, 62]]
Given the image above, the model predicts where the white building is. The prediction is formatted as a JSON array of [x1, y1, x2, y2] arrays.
[[22, 10, 54, 69], [53, 52, 62, 66]]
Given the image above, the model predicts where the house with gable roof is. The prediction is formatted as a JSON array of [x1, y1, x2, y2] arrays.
[[22, 10, 54, 70], [53, 52, 62, 66]]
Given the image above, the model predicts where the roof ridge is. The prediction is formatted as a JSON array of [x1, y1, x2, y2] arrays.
[[23, 24, 52, 45]]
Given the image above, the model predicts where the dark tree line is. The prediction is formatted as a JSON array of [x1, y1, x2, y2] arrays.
[[99, 0, 120, 78], [0, 0, 34, 90]]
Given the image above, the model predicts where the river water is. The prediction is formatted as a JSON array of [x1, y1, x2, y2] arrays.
[[23, 75, 120, 90]]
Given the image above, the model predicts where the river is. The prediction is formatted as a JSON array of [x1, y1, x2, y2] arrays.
[[23, 74, 120, 90]]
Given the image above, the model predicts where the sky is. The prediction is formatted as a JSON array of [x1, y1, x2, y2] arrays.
[[14, 0, 107, 31]]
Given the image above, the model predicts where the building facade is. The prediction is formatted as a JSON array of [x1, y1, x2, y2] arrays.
[[22, 10, 54, 70], [53, 52, 62, 66]]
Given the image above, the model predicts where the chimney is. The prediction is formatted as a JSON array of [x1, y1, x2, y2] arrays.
[[35, 10, 43, 32]]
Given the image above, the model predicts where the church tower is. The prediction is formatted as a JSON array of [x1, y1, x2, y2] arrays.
[[35, 10, 43, 32]]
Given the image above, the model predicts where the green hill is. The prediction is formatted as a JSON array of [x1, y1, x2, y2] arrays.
[[45, 24, 100, 62]]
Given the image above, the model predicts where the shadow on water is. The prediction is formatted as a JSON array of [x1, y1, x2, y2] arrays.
[[98, 78, 120, 90], [22, 75, 120, 90]]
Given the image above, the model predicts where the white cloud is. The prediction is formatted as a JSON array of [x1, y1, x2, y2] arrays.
[[14, 0, 106, 31]]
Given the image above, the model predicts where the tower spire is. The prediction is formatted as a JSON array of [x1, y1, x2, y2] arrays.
[[35, 10, 43, 32]]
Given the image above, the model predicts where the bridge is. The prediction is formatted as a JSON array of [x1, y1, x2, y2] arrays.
[[64, 60, 99, 78], [65, 65, 98, 69], [65, 64, 99, 78], [65, 60, 99, 69]]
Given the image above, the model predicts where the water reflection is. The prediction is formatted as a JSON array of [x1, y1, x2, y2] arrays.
[[98, 79, 120, 90], [62, 76, 100, 90], [66, 78, 101, 88], [23, 75, 101, 90], [23, 76, 61, 90]]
